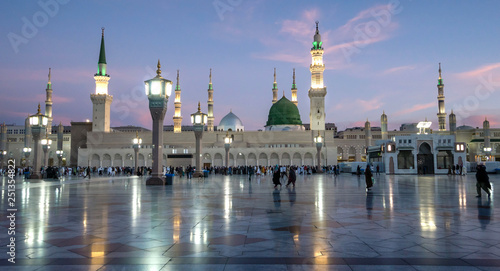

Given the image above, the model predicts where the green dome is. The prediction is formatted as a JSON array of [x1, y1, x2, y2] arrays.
[[266, 96, 302, 126]]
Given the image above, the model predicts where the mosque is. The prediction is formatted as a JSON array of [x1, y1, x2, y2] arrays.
[[1, 23, 499, 174]]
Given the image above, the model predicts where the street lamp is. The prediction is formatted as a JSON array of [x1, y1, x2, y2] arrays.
[[29, 104, 48, 179], [224, 131, 232, 169], [0, 150, 6, 169], [56, 150, 63, 167], [145, 60, 172, 185], [132, 131, 142, 175], [41, 137, 52, 167], [314, 131, 323, 173], [23, 147, 32, 168], [191, 102, 207, 178]]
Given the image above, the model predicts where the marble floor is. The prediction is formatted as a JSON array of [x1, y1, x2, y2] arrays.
[[1, 172, 499, 270]]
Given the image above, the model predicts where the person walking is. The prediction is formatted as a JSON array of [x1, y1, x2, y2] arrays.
[[365, 164, 373, 190], [273, 169, 281, 188], [476, 164, 491, 198], [286, 166, 296, 187]]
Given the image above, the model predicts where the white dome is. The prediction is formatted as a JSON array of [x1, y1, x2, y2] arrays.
[[218, 111, 244, 131]]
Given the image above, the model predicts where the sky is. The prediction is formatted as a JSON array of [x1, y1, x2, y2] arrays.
[[1, 0, 500, 132]]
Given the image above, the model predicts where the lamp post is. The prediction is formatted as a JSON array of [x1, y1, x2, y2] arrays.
[[191, 102, 207, 178], [29, 104, 48, 179], [145, 60, 172, 185], [41, 137, 52, 168], [224, 132, 232, 169], [23, 147, 32, 168], [314, 131, 323, 173], [0, 150, 6, 169], [56, 150, 63, 167], [132, 131, 142, 175]]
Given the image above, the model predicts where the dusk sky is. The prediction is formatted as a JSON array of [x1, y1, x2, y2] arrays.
[[2, 0, 500, 131]]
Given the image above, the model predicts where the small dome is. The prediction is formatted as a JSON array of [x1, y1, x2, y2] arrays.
[[218, 111, 244, 131], [266, 96, 302, 127], [456, 125, 474, 130]]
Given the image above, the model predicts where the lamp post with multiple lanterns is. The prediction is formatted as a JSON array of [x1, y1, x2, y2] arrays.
[[133, 131, 142, 175], [314, 131, 323, 173], [145, 60, 172, 185], [29, 104, 48, 179], [191, 102, 207, 178], [224, 132, 232, 168]]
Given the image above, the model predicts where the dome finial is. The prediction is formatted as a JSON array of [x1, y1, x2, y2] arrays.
[[37, 103, 41, 114], [101, 27, 105, 37], [282, 90, 285, 97], [198, 101, 201, 112], [156, 59, 161, 77]]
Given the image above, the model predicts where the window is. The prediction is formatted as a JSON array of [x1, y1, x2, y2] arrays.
[[437, 150, 454, 169], [397, 150, 414, 169]]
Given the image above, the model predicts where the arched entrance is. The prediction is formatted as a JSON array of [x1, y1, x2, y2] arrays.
[[417, 142, 434, 174]]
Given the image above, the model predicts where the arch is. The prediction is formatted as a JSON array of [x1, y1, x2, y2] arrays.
[[337, 147, 344, 160], [102, 154, 112, 167], [214, 153, 223, 167], [270, 152, 279, 166], [236, 153, 245, 166], [304, 152, 314, 166], [282, 152, 291, 165], [124, 153, 133, 167], [247, 153, 257, 166], [113, 154, 123, 167], [258, 153, 268, 166], [91, 154, 100, 167], [348, 146, 357, 162], [417, 142, 433, 174], [292, 152, 302, 166], [138, 153, 145, 167]]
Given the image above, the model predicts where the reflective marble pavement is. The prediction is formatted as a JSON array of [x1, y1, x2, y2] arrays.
[[1, 172, 499, 270]]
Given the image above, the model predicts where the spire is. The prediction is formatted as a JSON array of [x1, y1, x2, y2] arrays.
[[208, 68, 213, 90], [37, 103, 41, 114], [282, 90, 285, 97], [197, 101, 201, 112], [292, 68, 296, 89], [96, 27, 107, 76], [438, 63, 443, 86], [156, 59, 161, 77], [438, 62, 442, 79], [48, 68, 51, 85], [99, 27, 106, 64], [273, 68, 277, 90], [175, 69, 180, 90], [315, 21, 319, 34], [313, 21, 322, 49]]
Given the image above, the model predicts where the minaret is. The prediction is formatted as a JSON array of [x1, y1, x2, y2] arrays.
[[308, 21, 327, 131], [207, 68, 214, 132], [291, 68, 298, 106], [45, 68, 53, 134], [90, 28, 113, 132], [272, 68, 278, 104], [365, 119, 372, 147], [173, 70, 182, 133], [381, 111, 388, 140], [483, 117, 491, 151], [449, 110, 456, 135], [437, 63, 446, 131]]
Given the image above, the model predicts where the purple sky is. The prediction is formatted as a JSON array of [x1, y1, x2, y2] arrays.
[[2, 0, 500, 131]]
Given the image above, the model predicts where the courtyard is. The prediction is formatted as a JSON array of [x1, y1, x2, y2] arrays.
[[1, 172, 499, 270]]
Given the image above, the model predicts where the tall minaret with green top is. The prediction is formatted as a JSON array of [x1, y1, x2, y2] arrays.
[[207, 68, 214, 132], [272, 68, 278, 104], [45, 68, 53, 134], [308, 21, 327, 131], [291, 68, 298, 106], [437, 63, 446, 131], [173, 70, 182, 133], [90, 28, 113, 132]]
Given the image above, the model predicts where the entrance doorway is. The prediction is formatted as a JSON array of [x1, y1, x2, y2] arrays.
[[417, 142, 434, 174]]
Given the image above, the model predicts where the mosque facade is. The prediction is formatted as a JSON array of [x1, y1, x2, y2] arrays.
[[1, 23, 499, 174]]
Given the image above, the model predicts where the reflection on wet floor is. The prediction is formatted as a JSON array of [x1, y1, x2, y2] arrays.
[[0, 173, 499, 269]]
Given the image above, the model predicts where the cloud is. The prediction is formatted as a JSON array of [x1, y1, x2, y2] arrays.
[[382, 65, 416, 75], [393, 102, 434, 117], [457, 62, 500, 78]]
